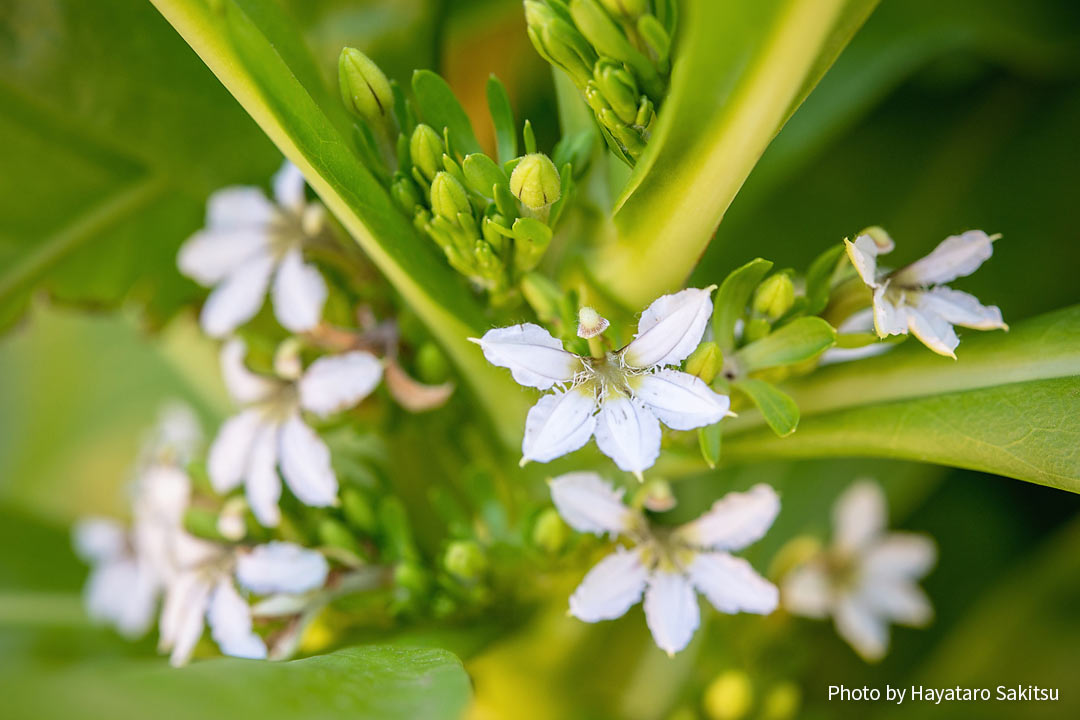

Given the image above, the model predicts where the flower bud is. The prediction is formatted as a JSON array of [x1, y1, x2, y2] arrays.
[[752, 274, 795, 321], [391, 174, 423, 213], [762, 682, 801, 720], [744, 317, 771, 344], [703, 670, 753, 720], [524, 1, 597, 88], [636, 479, 676, 512], [443, 540, 488, 582], [216, 497, 248, 541], [685, 341, 722, 384], [430, 171, 471, 222], [416, 342, 451, 384], [593, 59, 639, 124], [531, 508, 570, 555], [599, 0, 649, 19], [409, 124, 444, 182], [576, 306, 610, 338], [859, 224, 895, 253], [510, 153, 561, 210], [338, 47, 393, 127], [273, 337, 303, 380]]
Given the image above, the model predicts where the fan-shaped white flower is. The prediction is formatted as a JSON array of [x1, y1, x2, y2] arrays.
[[781, 481, 937, 662], [472, 288, 730, 476], [207, 338, 382, 527], [178, 161, 329, 338], [845, 230, 1007, 358], [550, 473, 779, 656]]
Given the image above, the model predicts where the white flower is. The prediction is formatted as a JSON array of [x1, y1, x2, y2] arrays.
[[781, 481, 937, 662], [472, 287, 730, 476], [136, 401, 203, 470], [159, 538, 329, 666], [551, 473, 779, 656], [845, 230, 1007, 358], [178, 161, 329, 338], [207, 338, 382, 527]]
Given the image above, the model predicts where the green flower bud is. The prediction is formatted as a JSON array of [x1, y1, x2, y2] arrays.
[[752, 273, 795, 321], [443, 540, 488, 582], [593, 59, 639, 124], [685, 341, 722, 384], [525, 1, 598, 87], [762, 683, 801, 720], [532, 507, 571, 555], [510, 153, 561, 209], [341, 487, 377, 535], [338, 47, 393, 127], [599, 0, 649, 19], [744, 316, 771, 343], [703, 670, 754, 720], [430, 171, 471, 222], [393, 560, 431, 598], [416, 342, 451, 384], [391, 173, 423, 213], [410, 124, 444, 182], [318, 517, 362, 556]]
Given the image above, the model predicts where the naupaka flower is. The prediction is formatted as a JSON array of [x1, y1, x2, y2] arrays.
[[471, 287, 730, 476], [208, 338, 382, 527], [551, 473, 779, 656], [178, 161, 329, 338], [845, 229, 1007, 358], [781, 481, 937, 662]]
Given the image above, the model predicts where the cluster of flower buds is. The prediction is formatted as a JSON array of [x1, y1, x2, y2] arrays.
[[525, 0, 674, 164], [339, 48, 572, 303]]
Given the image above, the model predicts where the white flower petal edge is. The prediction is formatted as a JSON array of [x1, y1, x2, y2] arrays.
[[199, 253, 277, 338], [271, 248, 328, 333], [633, 369, 730, 431], [835, 594, 889, 662], [272, 161, 307, 212], [568, 547, 649, 622], [917, 286, 1006, 330], [686, 552, 778, 615], [236, 541, 329, 595], [549, 472, 639, 536], [674, 484, 780, 551], [278, 414, 338, 508], [179, 228, 269, 286], [594, 396, 662, 477], [221, 338, 279, 405], [470, 323, 583, 390], [781, 564, 831, 619], [832, 481, 884, 554], [73, 518, 127, 562], [521, 388, 597, 464], [207, 409, 264, 494], [643, 570, 700, 656], [844, 234, 884, 287], [623, 286, 716, 369], [892, 230, 994, 286], [206, 186, 276, 229], [208, 579, 267, 660], [245, 424, 283, 528], [298, 351, 383, 417]]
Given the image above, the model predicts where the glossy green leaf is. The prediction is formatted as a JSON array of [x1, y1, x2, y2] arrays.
[[149, 0, 528, 446], [462, 153, 508, 199], [724, 306, 1080, 490], [736, 316, 837, 373], [589, 0, 880, 307], [4, 646, 471, 720], [733, 378, 800, 437], [711, 258, 774, 353], [412, 70, 483, 157], [486, 75, 518, 164]]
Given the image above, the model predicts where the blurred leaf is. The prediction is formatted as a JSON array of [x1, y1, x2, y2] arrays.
[[412, 69, 483, 156], [4, 646, 471, 720], [724, 306, 1080, 490], [711, 258, 773, 354], [736, 317, 837, 373], [733, 379, 800, 437], [149, 0, 529, 446], [486, 75, 518, 164], [697, 423, 722, 468]]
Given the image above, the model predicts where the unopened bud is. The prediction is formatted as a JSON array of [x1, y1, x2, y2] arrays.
[[744, 316, 771, 343], [338, 48, 393, 127], [752, 274, 795, 321], [391, 174, 423, 213], [410, 124, 444, 182], [217, 497, 248, 541], [599, 0, 649, 19], [532, 508, 570, 554], [430, 171, 470, 222], [576, 306, 610, 338], [416, 342, 451, 384], [510, 153, 561, 209], [859, 225, 895, 253], [703, 670, 754, 720], [636, 479, 676, 513], [593, 60, 639, 124], [685, 341, 722, 384], [443, 540, 488, 582], [273, 337, 303, 380]]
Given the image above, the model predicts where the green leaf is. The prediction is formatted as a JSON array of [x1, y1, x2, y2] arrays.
[[736, 316, 837, 373], [462, 153, 508, 199], [698, 423, 723, 468], [733, 379, 800, 437], [588, 0, 880, 308], [711, 258, 774, 353], [803, 243, 847, 315], [412, 70, 483, 157], [4, 646, 471, 720], [724, 306, 1080, 491], [149, 0, 528, 446], [486, 75, 518, 164]]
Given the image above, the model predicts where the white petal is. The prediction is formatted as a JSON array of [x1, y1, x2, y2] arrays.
[[208, 580, 267, 660], [298, 351, 382, 417], [906, 304, 959, 358], [220, 338, 278, 405], [845, 234, 882, 287], [73, 518, 126, 562], [178, 228, 270, 286], [594, 396, 662, 475], [643, 569, 700, 656], [858, 580, 933, 627], [864, 533, 937, 581], [115, 561, 161, 638], [208, 410, 265, 494], [686, 552, 778, 615], [236, 541, 330, 595], [160, 571, 212, 667], [872, 285, 908, 337], [834, 595, 889, 661], [84, 559, 138, 627], [271, 248, 327, 333], [521, 388, 597, 464], [245, 423, 283, 527], [206, 186, 276, 230], [633, 369, 730, 431], [917, 286, 1006, 330], [674, 483, 780, 551], [200, 254, 276, 338], [833, 481, 885, 554], [892, 230, 995, 287], [549, 472, 639, 536], [471, 324, 583, 390], [568, 547, 648, 622], [623, 287, 716, 369], [781, 563, 831, 618], [272, 161, 307, 212], [278, 414, 338, 507]]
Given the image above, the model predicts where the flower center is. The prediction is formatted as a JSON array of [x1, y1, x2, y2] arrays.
[[577, 351, 639, 402]]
